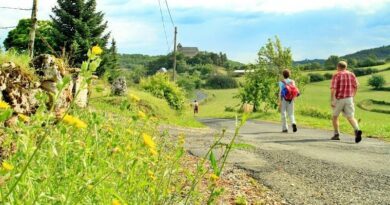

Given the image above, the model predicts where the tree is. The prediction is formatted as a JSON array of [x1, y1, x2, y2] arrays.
[[347, 58, 358, 68], [324, 55, 340, 69], [239, 37, 307, 112], [236, 64, 277, 112], [51, 0, 109, 66], [4, 19, 56, 55], [257, 36, 293, 73], [368, 75, 386, 90], [99, 38, 120, 81]]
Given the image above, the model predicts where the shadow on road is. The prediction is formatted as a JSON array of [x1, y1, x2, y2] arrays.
[[270, 139, 330, 143]]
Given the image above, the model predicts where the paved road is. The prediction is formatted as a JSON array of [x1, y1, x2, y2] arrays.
[[177, 119, 390, 205]]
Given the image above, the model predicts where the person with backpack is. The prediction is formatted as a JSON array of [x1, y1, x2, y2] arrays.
[[279, 69, 300, 133]]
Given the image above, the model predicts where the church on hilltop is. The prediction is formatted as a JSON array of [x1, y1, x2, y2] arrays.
[[177, 43, 199, 58]]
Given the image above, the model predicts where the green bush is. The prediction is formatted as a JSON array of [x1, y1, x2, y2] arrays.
[[177, 74, 202, 92], [323, 73, 333, 80], [308, 73, 325, 82], [299, 107, 331, 119], [352, 68, 378, 77], [140, 73, 186, 110], [205, 75, 238, 89], [368, 74, 386, 90]]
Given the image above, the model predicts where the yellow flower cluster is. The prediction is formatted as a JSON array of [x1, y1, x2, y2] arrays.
[[178, 134, 185, 145], [148, 170, 156, 181], [129, 93, 140, 103], [210, 174, 219, 182], [18, 114, 30, 122], [138, 111, 146, 119], [63, 114, 87, 129], [112, 199, 121, 205], [91, 46, 103, 55], [143, 133, 158, 156], [143, 133, 156, 149], [2, 161, 14, 171], [0, 101, 10, 109]]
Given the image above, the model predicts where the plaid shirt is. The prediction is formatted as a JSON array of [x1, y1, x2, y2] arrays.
[[331, 70, 358, 99]]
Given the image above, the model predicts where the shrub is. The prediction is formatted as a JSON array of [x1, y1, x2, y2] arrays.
[[224, 106, 236, 112], [177, 74, 202, 92], [140, 73, 185, 110], [308, 73, 325, 82], [368, 74, 386, 90], [299, 107, 331, 119], [205, 75, 238, 89], [323, 73, 333, 80], [352, 68, 378, 77]]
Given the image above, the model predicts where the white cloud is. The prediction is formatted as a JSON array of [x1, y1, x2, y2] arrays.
[[140, 0, 390, 14]]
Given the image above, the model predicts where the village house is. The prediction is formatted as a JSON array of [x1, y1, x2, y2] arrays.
[[177, 43, 199, 58]]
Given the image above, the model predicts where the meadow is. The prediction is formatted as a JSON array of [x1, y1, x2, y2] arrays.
[[0, 51, 221, 204], [199, 66, 390, 140]]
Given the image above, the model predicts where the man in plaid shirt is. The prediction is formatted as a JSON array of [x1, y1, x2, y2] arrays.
[[330, 61, 362, 143]]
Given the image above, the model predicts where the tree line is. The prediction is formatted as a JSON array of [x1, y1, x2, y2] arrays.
[[2, 0, 119, 80]]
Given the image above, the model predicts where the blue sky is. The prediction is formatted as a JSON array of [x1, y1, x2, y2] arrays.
[[1, 0, 389, 63]]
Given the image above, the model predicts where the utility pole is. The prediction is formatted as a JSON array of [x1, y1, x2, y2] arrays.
[[28, 0, 38, 58], [173, 26, 177, 82]]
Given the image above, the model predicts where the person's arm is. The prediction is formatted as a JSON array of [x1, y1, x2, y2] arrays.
[[353, 74, 359, 97], [330, 75, 337, 107], [278, 82, 282, 110]]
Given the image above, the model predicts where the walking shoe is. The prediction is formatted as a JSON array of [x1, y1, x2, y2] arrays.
[[331, 133, 340, 140], [292, 124, 298, 132], [282, 129, 288, 133], [355, 130, 362, 143]]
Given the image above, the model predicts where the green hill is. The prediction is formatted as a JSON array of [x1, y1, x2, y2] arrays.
[[343, 45, 390, 60]]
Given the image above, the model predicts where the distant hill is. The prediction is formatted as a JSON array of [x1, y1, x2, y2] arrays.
[[294, 59, 325, 65], [294, 45, 390, 65], [343, 45, 390, 60]]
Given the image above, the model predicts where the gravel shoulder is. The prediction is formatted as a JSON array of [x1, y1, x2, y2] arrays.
[[165, 119, 390, 205]]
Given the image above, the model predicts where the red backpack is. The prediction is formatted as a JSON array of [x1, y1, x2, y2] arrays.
[[281, 80, 300, 101]]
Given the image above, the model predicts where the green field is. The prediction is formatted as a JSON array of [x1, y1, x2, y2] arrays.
[[199, 69, 390, 140]]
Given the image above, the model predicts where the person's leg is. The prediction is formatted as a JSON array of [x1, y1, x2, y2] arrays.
[[343, 97, 362, 143], [332, 116, 340, 134], [287, 101, 297, 132], [281, 100, 288, 132], [332, 99, 343, 140]]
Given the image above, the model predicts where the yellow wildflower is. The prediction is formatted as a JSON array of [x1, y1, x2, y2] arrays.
[[2, 161, 14, 171], [112, 199, 121, 205], [148, 170, 156, 181], [210, 174, 219, 181], [112, 147, 121, 153], [87, 185, 93, 190], [91, 45, 103, 55], [18, 114, 30, 122], [142, 133, 156, 149], [63, 114, 87, 129], [178, 134, 185, 145], [150, 148, 158, 156], [0, 101, 10, 109], [138, 110, 146, 119], [129, 94, 140, 102]]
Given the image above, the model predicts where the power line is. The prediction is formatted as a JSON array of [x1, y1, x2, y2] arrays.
[[157, 0, 170, 53], [0, 6, 32, 11], [0, 26, 16, 30], [164, 0, 175, 28]]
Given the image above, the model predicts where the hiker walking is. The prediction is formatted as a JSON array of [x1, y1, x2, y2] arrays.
[[279, 69, 300, 133], [193, 100, 199, 115], [330, 61, 362, 143]]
